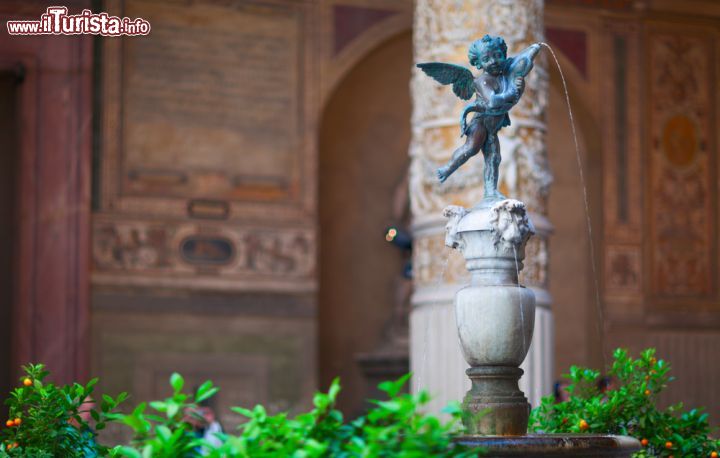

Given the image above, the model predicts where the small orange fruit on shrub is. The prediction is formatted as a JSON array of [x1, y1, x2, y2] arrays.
[[5, 420, 13, 427], [579, 419, 589, 431], [22, 378, 32, 387], [665, 441, 673, 449], [12, 418, 20, 426], [640, 438, 648, 447]]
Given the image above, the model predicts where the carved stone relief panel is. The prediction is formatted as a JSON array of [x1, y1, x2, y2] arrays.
[[92, 216, 316, 292], [605, 245, 641, 295], [647, 28, 716, 299]]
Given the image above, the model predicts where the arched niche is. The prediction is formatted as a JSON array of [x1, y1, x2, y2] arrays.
[[317, 31, 412, 415]]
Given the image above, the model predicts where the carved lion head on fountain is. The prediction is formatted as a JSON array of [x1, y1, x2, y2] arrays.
[[489, 199, 535, 249]]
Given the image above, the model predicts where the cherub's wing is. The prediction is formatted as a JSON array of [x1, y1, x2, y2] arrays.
[[416, 63, 475, 100]]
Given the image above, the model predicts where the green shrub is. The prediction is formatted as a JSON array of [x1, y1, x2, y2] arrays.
[[0, 364, 473, 457], [113, 373, 474, 458], [5, 351, 719, 457], [108, 373, 219, 458], [529, 348, 720, 457], [0, 364, 126, 457]]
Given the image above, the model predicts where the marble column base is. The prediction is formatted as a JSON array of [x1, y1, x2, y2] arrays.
[[463, 366, 529, 435]]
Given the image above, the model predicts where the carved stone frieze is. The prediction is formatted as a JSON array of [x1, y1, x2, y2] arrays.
[[92, 217, 316, 290]]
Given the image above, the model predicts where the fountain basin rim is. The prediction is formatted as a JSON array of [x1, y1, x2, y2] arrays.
[[454, 434, 640, 457]]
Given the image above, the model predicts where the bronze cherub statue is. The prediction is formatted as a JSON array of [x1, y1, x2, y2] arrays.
[[418, 35, 541, 201]]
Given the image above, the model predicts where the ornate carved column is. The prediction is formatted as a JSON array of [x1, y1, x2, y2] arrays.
[[409, 0, 553, 413]]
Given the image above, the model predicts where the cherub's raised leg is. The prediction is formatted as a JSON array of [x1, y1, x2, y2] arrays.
[[437, 119, 487, 183]]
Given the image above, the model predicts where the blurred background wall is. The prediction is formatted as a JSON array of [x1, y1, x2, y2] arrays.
[[0, 0, 719, 426]]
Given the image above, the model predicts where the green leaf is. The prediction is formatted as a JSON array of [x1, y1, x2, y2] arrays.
[[377, 373, 411, 398], [149, 401, 166, 412], [196, 382, 219, 404], [156, 425, 172, 441], [116, 392, 129, 405], [170, 373, 184, 393], [166, 402, 179, 419], [231, 407, 253, 418], [117, 446, 142, 458], [133, 402, 147, 416]]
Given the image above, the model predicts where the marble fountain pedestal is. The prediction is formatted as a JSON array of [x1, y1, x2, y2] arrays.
[[444, 197, 640, 457]]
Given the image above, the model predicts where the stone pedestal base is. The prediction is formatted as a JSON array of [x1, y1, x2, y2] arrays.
[[463, 366, 529, 435], [455, 434, 641, 457]]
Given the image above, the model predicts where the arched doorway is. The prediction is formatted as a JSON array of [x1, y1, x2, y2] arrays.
[[318, 31, 412, 415]]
